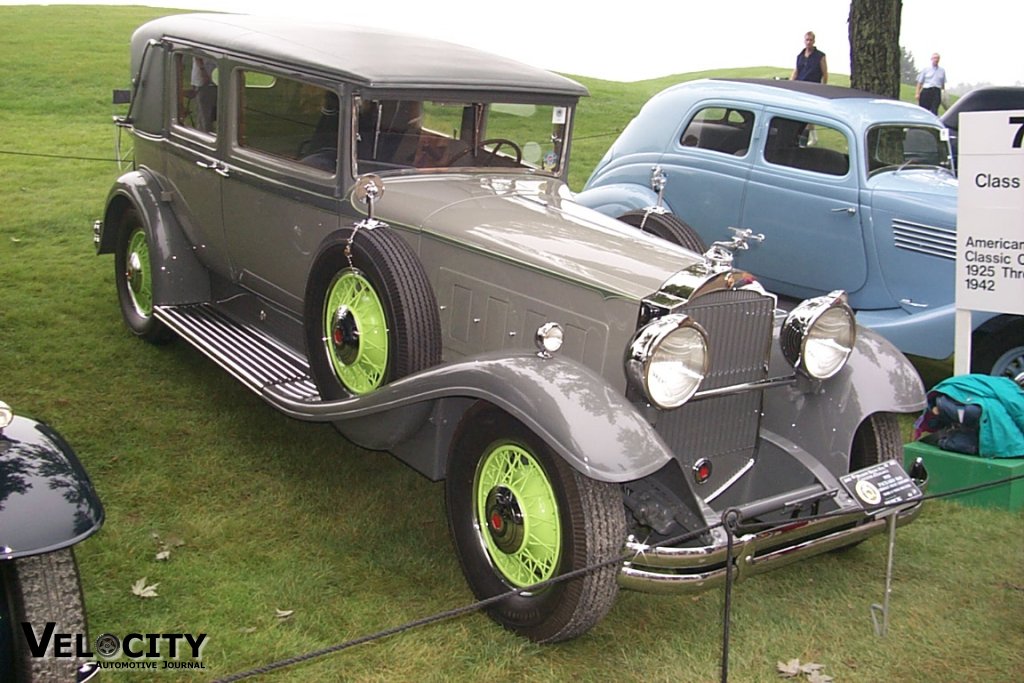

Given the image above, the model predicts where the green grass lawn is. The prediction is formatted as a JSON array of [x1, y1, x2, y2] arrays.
[[1, 6, 1021, 682]]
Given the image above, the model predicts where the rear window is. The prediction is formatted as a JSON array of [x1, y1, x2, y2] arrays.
[[172, 52, 219, 136], [679, 107, 754, 156]]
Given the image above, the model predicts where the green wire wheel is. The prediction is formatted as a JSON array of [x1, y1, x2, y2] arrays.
[[305, 226, 440, 399], [446, 409, 626, 643]]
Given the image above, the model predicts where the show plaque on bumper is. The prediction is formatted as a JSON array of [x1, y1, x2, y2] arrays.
[[840, 459, 923, 516], [619, 459, 925, 594]]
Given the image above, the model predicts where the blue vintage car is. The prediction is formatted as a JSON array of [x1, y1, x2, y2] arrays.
[[576, 78, 1023, 378]]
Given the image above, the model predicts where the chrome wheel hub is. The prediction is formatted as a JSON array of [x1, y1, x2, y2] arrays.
[[485, 485, 525, 554], [330, 305, 360, 365]]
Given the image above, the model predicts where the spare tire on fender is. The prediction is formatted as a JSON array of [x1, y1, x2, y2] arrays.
[[304, 226, 441, 399], [618, 210, 708, 254]]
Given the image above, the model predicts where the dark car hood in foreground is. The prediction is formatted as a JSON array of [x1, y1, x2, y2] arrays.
[[370, 175, 703, 301], [1, 416, 104, 559]]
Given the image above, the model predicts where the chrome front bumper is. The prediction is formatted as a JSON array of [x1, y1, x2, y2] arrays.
[[618, 500, 923, 594]]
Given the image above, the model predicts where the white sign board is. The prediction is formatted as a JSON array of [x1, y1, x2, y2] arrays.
[[954, 110, 1024, 374]]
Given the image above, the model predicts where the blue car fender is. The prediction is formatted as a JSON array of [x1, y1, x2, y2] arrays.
[[573, 183, 665, 220]]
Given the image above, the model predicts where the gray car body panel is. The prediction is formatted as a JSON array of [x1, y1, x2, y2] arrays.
[[261, 327, 924, 484]]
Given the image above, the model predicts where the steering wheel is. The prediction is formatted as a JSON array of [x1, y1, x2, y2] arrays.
[[449, 138, 523, 166]]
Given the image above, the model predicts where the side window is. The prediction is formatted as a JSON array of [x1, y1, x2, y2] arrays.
[[679, 107, 754, 156], [174, 52, 218, 135], [764, 116, 850, 176], [236, 69, 339, 174]]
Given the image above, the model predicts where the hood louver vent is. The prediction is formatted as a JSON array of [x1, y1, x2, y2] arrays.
[[892, 219, 956, 260]]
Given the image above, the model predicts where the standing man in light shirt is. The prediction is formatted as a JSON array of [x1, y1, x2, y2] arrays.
[[915, 53, 947, 114]]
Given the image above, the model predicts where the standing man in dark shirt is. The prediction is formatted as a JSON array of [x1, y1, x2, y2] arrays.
[[791, 31, 828, 84], [791, 31, 827, 145]]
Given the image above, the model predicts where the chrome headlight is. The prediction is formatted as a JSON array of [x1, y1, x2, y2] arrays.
[[535, 322, 564, 357], [782, 291, 856, 379], [626, 314, 709, 409]]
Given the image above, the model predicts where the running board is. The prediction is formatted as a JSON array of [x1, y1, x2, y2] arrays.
[[154, 303, 322, 404]]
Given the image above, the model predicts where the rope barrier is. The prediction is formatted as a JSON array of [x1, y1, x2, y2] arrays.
[[0, 148, 122, 163], [211, 470, 1024, 683]]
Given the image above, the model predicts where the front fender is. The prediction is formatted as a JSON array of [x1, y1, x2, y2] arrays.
[[263, 351, 675, 483], [573, 183, 664, 220], [0, 416, 104, 560], [98, 169, 210, 306], [761, 325, 926, 478]]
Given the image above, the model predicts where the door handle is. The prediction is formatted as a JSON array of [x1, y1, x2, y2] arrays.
[[830, 207, 856, 216], [195, 159, 230, 177]]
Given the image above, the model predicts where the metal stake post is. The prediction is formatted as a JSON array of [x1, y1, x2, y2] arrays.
[[870, 513, 898, 637]]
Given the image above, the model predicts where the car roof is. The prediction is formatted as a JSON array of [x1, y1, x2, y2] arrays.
[[132, 13, 589, 97], [650, 78, 941, 129], [942, 86, 1024, 122]]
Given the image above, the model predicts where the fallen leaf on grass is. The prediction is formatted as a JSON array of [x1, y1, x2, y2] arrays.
[[239, 627, 258, 634], [151, 531, 186, 561], [777, 659, 803, 677], [275, 609, 294, 620], [131, 578, 159, 598], [777, 658, 829, 680]]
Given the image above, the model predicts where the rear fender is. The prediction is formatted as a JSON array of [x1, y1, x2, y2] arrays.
[[98, 169, 210, 305]]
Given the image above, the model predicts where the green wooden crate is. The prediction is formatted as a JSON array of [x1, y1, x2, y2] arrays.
[[904, 440, 1024, 511]]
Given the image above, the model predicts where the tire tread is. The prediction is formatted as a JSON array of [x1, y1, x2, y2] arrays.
[[2, 549, 87, 682]]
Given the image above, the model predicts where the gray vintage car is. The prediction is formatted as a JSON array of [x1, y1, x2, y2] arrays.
[[95, 14, 926, 643]]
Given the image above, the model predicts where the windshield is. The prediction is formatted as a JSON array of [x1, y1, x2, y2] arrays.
[[866, 124, 953, 176], [354, 98, 571, 176]]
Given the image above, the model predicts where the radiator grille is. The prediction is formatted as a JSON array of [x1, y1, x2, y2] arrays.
[[653, 289, 774, 466]]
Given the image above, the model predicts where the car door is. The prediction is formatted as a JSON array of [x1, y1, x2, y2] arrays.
[[164, 49, 232, 276], [736, 112, 867, 298], [220, 65, 343, 314], [658, 103, 760, 245]]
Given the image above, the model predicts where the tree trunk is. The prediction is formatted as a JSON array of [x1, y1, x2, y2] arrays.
[[849, 0, 903, 98]]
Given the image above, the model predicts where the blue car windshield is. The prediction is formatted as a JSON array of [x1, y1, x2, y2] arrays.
[[866, 124, 953, 176]]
